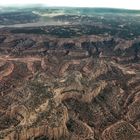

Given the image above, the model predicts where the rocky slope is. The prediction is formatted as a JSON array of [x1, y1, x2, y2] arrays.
[[0, 27, 140, 140]]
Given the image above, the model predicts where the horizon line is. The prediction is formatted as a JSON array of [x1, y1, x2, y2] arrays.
[[0, 4, 140, 11]]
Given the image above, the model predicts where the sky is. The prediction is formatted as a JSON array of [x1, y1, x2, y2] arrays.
[[0, 0, 140, 10]]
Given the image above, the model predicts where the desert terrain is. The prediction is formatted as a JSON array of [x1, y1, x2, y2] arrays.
[[0, 7, 140, 140]]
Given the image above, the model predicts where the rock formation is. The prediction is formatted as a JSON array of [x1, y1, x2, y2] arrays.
[[0, 26, 140, 140]]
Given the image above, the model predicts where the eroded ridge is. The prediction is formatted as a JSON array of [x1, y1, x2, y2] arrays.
[[0, 29, 140, 140]]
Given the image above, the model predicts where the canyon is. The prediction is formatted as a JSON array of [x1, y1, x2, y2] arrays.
[[0, 27, 139, 140], [0, 7, 140, 140]]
